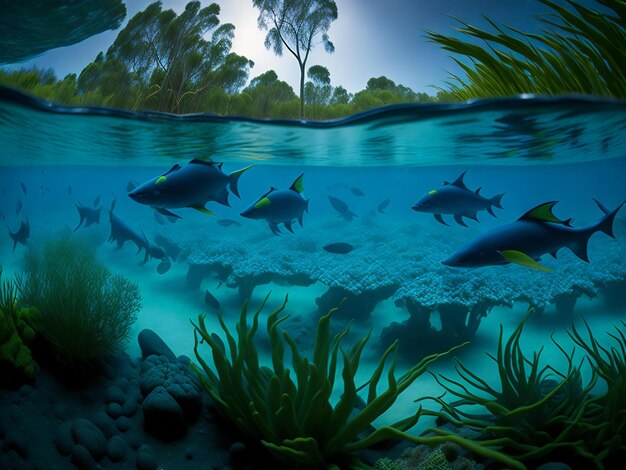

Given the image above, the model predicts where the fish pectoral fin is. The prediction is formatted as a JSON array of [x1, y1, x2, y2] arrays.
[[156, 207, 183, 219], [434, 213, 449, 226], [192, 206, 217, 216], [499, 250, 553, 272], [269, 222, 282, 236], [284, 221, 295, 233], [454, 214, 468, 227]]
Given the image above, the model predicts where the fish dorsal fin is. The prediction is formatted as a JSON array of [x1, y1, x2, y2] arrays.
[[260, 186, 277, 199], [443, 180, 450, 186], [518, 201, 569, 225], [218, 162, 224, 170], [451, 171, 468, 189], [475, 186, 482, 195], [190, 158, 217, 166], [290, 174, 304, 193], [161, 164, 182, 179]]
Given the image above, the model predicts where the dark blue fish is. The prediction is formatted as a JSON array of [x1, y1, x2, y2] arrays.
[[128, 159, 254, 219], [323, 242, 355, 254], [73, 202, 102, 231], [350, 187, 365, 197], [443, 199, 625, 271], [241, 174, 309, 235], [19, 181, 27, 196], [154, 234, 181, 262], [204, 290, 221, 310], [377, 198, 391, 214], [93, 196, 101, 207], [217, 219, 242, 227], [412, 171, 505, 227], [328, 195, 357, 221], [108, 200, 149, 255], [8, 219, 29, 252]]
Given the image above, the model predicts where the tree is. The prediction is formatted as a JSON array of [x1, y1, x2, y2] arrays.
[[304, 65, 331, 119], [253, 0, 338, 119], [241, 70, 298, 118], [330, 85, 350, 105]]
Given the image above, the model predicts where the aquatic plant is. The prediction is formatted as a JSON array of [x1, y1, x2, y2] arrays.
[[428, 0, 626, 100], [0, 269, 39, 381], [191, 294, 522, 469], [16, 233, 141, 365], [423, 309, 596, 465], [568, 319, 626, 462]]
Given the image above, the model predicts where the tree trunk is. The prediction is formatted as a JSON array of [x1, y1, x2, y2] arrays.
[[299, 62, 305, 119]]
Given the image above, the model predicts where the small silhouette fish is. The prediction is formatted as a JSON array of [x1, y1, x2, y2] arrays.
[[204, 290, 221, 311], [350, 187, 364, 197], [16, 198, 22, 215], [323, 242, 355, 254], [377, 199, 391, 213], [19, 181, 27, 196], [8, 219, 29, 251], [154, 234, 181, 262], [93, 196, 101, 207], [328, 196, 357, 221], [217, 219, 242, 227], [73, 202, 102, 231], [157, 259, 171, 275]]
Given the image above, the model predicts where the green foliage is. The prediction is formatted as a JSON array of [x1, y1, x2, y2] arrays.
[[427, 0, 626, 100], [191, 294, 521, 469], [424, 310, 595, 465], [0, 269, 39, 380], [16, 233, 141, 365], [253, 0, 338, 118]]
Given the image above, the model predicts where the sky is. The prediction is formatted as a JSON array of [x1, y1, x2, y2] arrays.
[[11, 0, 570, 95]]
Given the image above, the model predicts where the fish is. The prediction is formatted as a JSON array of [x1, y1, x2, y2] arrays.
[[108, 200, 149, 255], [157, 259, 171, 275], [67, 185, 72, 195], [153, 210, 166, 225], [126, 180, 139, 193], [240, 174, 309, 235], [128, 158, 254, 219], [377, 198, 391, 213], [217, 219, 242, 227], [7, 219, 29, 252], [204, 290, 221, 310], [412, 171, 505, 227], [154, 234, 181, 262], [323, 242, 355, 254], [73, 202, 102, 231], [328, 195, 357, 221], [19, 181, 27, 196], [350, 187, 365, 197], [93, 196, 101, 207], [16, 198, 22, 215], [442, 199, 625, 271]]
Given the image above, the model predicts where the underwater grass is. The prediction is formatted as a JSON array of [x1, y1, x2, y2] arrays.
[[191, 293, 523, 469], [16, 233, 141, 365], [421, 309, 597, 466], [427, 0, 626, 100]]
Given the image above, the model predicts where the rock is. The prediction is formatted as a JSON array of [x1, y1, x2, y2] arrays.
[[537, 464, 573, 470], [138, 329, 176, 362], [18, 384, 33, 397], [136, 444, 158, 470], [229, 442, 249, 469], [185, 447, 193, 460], [115, 377, 129, 392], [104, 386, 126, 405], [91, 411, 118, 439], [115, 416, 132, 432], [107, 435, 127, 462], [71, 419, 107, 461], [142, 386, 186, 440], [71, 444, 97, 470], [106, 402, 122, 419], [54, 421, 74, 457], [122, 398, 138, 417], [5, 431, 28, 458]]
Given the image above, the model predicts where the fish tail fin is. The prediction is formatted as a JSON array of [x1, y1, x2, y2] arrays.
[[592, 198, 625, 238], [228, 164, 254, 198], [305, 198, 310, 213], [7, 226, 17, 252], [490, 193, 505, 210], [570, 236, 591, 263]]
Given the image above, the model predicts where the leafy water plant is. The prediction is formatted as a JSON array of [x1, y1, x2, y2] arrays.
[[428, 0, 626, 100], [422, 309, 596, 466], [568, 319, 626, 463], [191, 293, 521, 469], [16, 233, 141, 365]]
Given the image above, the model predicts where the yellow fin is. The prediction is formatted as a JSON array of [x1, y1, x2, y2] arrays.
[[155, 175, 167, 185], [254, 197, 272, 209], [193, 206, 217, 216], [499, 250, 552, 272], [428, 189, 438, 196]]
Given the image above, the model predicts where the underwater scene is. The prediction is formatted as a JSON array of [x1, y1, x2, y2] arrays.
[[2, 1, 626, 470]]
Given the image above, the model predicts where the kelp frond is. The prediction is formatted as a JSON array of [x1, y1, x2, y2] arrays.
[[427, 0, 626, 100], [191, 293, 519, 469]]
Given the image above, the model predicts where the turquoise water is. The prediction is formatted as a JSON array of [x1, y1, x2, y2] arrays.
[[2, 86, 626, 468]]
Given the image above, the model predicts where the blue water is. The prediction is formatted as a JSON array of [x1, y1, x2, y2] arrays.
[[2, 86, 626, 468]]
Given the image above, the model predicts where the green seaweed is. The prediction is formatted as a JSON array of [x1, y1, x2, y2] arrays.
[[192, 293, 520, 469], [421, 309, 596, 467], [427, 0, 626, 100]]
